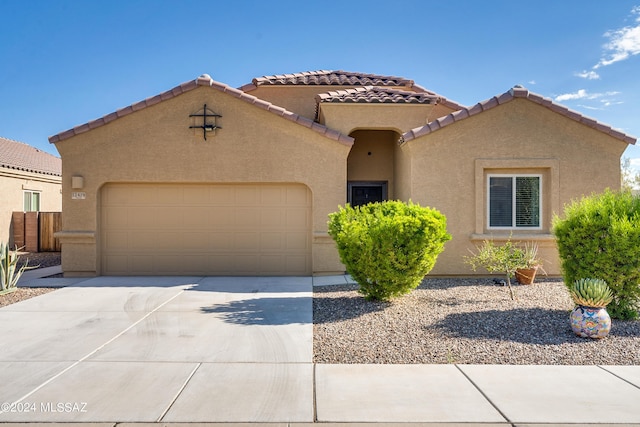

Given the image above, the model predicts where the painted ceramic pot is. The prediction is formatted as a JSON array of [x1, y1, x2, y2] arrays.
[[570, 305, 611, 339]]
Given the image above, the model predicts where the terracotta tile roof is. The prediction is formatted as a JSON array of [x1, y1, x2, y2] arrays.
[[49, 75, 354, 146], [0, 136, 61, 176], [401, 86, 637, 145], [316, 86, 439, 104], [248, 70, 415, 88], [410, 84, 466, 112], [240, 70, 466, 111]]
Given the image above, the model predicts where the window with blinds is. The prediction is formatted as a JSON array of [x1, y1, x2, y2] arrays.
[[488, 175, 541, 228]]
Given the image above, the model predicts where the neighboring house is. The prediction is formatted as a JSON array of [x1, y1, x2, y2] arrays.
[[0, 136, 62, 246], [48, 70, 636, 277]]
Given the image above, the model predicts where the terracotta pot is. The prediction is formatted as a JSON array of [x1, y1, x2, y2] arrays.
[[515, 266, 538, 285], [570, 305, 611, 339]]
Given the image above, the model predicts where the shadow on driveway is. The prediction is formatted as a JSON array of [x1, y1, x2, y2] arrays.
[[201, 296, 312, 325]]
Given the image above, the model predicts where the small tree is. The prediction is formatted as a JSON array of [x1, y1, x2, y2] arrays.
[[328, 200, 451, 301], [621, 157, 640, 192], [465, 239, 528, 300]]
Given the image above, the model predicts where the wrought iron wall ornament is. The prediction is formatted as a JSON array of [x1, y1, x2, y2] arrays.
[[189, 104, 222, 140]]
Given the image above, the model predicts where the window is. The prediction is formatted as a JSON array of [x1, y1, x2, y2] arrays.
[[24, 190, 40, 212], [488, 175, 541, 229]]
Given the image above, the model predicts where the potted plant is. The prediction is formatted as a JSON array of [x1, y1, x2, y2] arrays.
[[514, 242, 546, 285], [568, 278, 613, 339], [465, 238, 527, 300]]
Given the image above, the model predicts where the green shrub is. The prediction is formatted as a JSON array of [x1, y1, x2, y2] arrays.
[[327, 200, 451, 301], [553, 190, 640, 319]]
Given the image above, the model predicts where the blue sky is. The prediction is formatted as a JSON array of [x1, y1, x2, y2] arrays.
[[2, 1, 640, 168]]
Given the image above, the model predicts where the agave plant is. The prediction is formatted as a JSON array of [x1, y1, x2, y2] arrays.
[[568, 278, 614, 308], [0, 243, 34, 292]]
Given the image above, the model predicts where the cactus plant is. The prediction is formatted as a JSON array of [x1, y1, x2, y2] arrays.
[[568, 278, 613, 339], [568, 278, 614, 308], [0, 243, 34, 293]]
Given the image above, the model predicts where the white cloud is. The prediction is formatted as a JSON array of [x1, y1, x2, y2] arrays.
[[600, 98, 624, 107], [575, 70, 600, 80], [556, 89, 589, 101], [594, 7, 640, 69], [527, 80, 536, 85], [577, 104, 602, 111], [555, 89, 620, 102]]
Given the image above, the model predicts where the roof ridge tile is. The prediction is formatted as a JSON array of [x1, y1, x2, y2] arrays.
[[49, 74, 354, 146], [315, 85, 438, 105], [247, 70, 414, 88], [401, 86, 637, 145]]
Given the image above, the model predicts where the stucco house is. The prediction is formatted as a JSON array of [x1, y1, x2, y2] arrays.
[[48, 70, 636, 277], [0, 136, 62, 246]]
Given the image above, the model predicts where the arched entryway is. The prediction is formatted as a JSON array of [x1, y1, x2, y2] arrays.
[[347, 129, 400, 206]]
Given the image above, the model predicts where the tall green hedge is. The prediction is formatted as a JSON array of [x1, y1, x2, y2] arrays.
[[328, 200, 451, 301], [553, 190, 640, 319]]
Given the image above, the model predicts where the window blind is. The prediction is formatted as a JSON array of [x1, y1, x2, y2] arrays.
[[489, 177, 513, 227]]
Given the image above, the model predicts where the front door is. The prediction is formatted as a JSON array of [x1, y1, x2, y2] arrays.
[[348, 181, 388, 207]]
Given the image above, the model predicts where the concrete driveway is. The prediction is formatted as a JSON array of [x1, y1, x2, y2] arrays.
[[0, 276, 313, 422]]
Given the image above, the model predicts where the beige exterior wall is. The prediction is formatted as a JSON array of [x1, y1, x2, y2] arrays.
[[0, 167, 61, 245], [319, 103, 435, 136], [53, 85, 351, 276], [401, 98, 627, 276]]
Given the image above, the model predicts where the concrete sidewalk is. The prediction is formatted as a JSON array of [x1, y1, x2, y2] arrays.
[[0, 274, 639, 425]]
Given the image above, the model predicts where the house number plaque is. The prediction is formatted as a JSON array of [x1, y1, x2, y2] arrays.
[[72, 192, 86, 200]]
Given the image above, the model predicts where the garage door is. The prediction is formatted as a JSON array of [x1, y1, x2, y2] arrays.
[[101, 183, 312, 275]]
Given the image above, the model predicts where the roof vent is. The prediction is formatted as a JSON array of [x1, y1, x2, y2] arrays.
[[513, 84, 524, 88]]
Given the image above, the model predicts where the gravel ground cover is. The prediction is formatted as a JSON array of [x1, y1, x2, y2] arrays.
[[314, 278, 640, 365], [16, 251, 61, 269], [0, 252, 60, 308]]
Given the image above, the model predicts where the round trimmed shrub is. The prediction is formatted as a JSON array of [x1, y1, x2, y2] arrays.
[[328, 200, 451, 301], [553, 190, 640, 319]]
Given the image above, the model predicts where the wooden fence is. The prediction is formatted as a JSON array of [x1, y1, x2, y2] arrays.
[[12, 212, 62, 252]]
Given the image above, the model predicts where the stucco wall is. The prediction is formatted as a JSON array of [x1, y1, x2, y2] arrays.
[[0, 168, 61, 246], [53, 85, 351, 276], [319, 103, 434, 136], [401, 98, 627, 276]]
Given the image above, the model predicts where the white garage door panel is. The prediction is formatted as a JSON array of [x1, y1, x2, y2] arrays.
[[101, 183, 312, 276]]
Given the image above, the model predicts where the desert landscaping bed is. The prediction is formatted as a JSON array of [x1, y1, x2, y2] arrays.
[[0, 252, 61, 308], [313, 278, 640, 365]]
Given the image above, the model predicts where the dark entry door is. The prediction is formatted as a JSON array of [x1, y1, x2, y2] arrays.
[[348, 182, 388, 207]]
